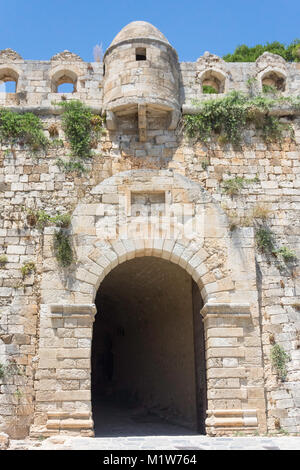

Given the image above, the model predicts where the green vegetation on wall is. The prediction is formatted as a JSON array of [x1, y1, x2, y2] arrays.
[[53, 230, 74, 267], [271, 344, 290, 381], [0, 108, 49, 152], [55, 100, 105, 173], [184, 91, 300, 145]]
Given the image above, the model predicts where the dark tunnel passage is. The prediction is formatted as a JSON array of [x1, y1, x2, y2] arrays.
[[91, 256, 207, 436]]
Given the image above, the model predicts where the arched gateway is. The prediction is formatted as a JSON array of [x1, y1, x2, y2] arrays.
[[30, 170, 267, 437]]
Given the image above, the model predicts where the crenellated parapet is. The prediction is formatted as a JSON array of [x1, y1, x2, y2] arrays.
[[0, 28, 300, 120], [0, 23, 299, 125]]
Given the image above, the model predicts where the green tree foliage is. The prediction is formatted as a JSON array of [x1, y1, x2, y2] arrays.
[[223, 40, 300, 62]]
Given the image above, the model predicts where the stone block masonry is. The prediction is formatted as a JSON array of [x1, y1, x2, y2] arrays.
[[0, 21, 299, 438]]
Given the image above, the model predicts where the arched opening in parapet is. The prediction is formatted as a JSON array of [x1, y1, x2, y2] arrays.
[[261, 71, 286, 93], [200, 69, 225, 94], [91, 256, 207, 437], [0, 68, 18, 93], [51, 69, 78, 93]]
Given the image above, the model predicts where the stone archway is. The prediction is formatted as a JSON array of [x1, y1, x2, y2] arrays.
[[30, 170, 267, 437], [91, 256, 207, 436]]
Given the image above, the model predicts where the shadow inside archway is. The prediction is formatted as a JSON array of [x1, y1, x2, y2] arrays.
[[91, 256, 207, 437]]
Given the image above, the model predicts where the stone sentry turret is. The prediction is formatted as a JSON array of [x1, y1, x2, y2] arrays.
[[103, 21, 181, 141]]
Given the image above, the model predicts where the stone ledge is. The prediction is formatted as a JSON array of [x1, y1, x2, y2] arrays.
[[50, 304, 97, 318], [201, 302, 251, 318], [182, 104, 300, 117], [206, 409, 258, 429]]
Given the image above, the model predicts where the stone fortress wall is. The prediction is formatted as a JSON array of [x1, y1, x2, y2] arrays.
[[0, 21, 299, 438]]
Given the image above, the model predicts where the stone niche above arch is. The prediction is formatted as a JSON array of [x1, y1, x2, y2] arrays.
[[41, 169, 258, 309]]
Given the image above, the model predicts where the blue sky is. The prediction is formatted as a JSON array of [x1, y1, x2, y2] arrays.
[[0, 0, 299, 62]]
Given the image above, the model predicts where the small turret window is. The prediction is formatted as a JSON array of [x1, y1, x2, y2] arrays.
[[136, 48, 146, 61]]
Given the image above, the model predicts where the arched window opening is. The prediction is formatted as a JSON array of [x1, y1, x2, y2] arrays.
[[261, 71, 286, 93], [57, 82, 76, 93], [200, 70, 225, 94], [0, 69, 18, 93], [2, 80, 17, 93], [51, 70, 78, 93]]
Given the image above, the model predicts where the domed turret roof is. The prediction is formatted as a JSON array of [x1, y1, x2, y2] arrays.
[[109, 21, 170, 48]]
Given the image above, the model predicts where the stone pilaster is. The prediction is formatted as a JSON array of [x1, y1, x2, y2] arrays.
[[30, 304, 96, 438], [202, 303, 267, 435]]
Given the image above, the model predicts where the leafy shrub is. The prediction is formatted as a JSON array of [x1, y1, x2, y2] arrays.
[[20, 261, 36, 278], [262, 84, 279, 96], [255, 227, 275, 253], [274, 246, 297, 262], [58, 100, 94, 159], [0, 108, 49, 151], [56, 158, 87, 175], [271, 344, 290, 381], [202, 85, 218, 94], [54, 230, 74, 267], [184, 91, 298, 145], [36, 210, 51, 230], [0, 254, 8, 265], [25, 208, 71, 230], [52, 213, 71, 228], [222, 175, 259, 196], [222, 176, 245, 196]]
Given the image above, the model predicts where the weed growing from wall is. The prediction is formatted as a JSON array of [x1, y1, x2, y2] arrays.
[[273, 246, 297, 262], [55, 100, 105, 173], [222, 175, 260, 196], [25, 208, 71, 230], [56, 158, 87, 175], [0, 359, 25, 382], [271, 344, 290, 381], [53, 230, 74, 267], [0, 254, 8, 265], [20, 261, 36, 278]]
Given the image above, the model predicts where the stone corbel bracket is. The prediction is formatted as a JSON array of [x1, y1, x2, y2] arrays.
[[50, 303, 97, 320], [168, 108, 181, 130], [201, 302, 251, 320], [106, 110, 117, 131]]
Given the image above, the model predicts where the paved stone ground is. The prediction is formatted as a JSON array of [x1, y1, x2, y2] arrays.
[[7, 403, 300, 450], [8, 435, 300, 450]]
